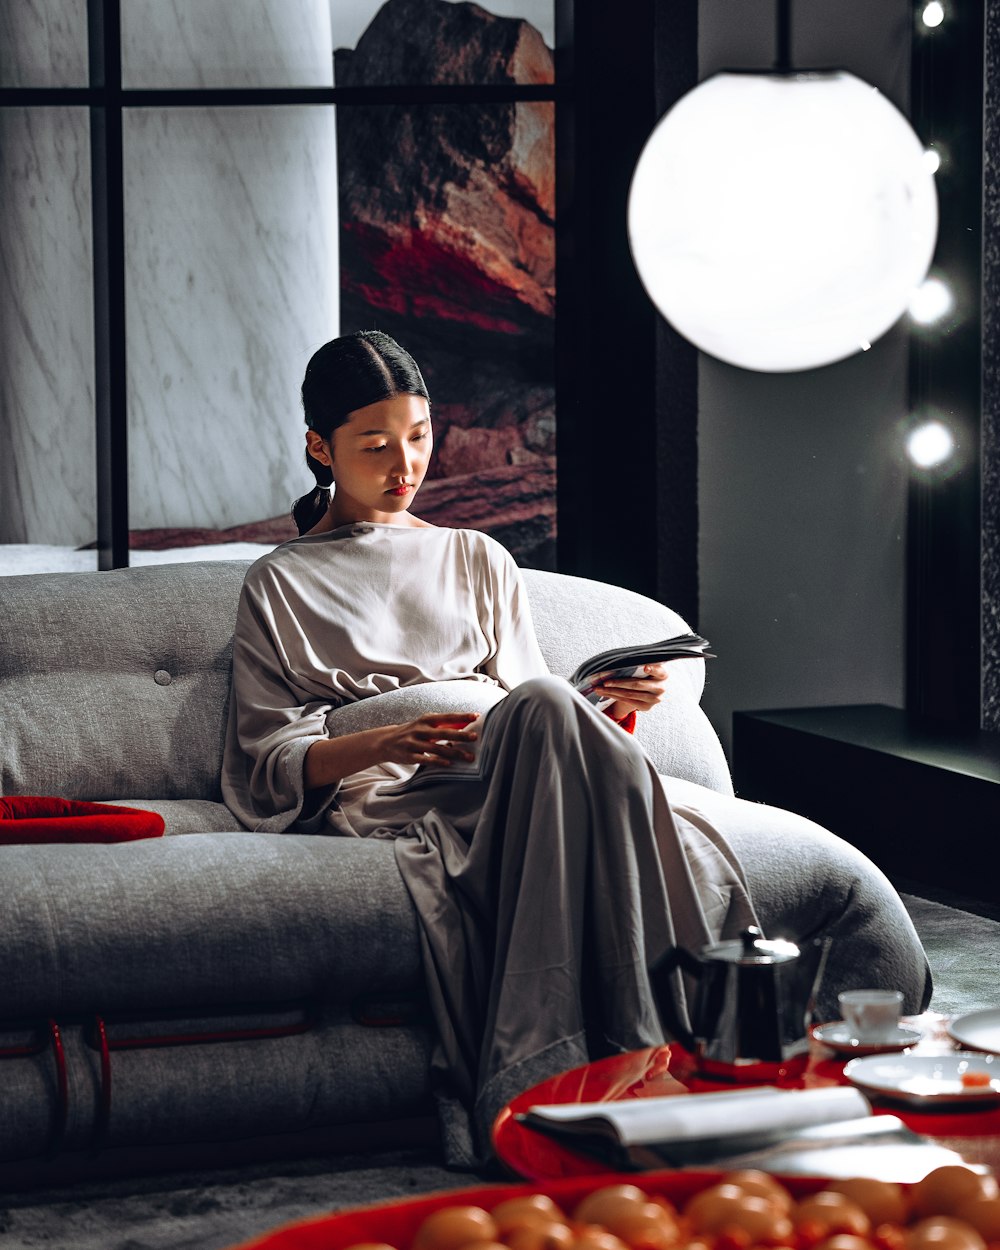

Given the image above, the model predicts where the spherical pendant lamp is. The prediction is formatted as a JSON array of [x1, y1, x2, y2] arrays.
[[627, 68, 939, 373]]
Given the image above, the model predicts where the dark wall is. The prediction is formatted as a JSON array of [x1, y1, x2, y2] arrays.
[[694, 0, 911, 757], [554, 0, 700, 625], [984, 0, 1000, 731]]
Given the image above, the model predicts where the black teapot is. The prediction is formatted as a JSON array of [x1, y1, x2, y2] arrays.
[[650, 926, 831, 1078]]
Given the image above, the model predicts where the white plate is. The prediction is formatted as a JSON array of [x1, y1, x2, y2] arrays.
[[812, 1021, 923, 1056], [948, 1008, 1000, 1056], [844, 1052, 1000, 1107]]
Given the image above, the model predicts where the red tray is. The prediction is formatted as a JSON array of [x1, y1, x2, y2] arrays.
[[226, 1169, 831, 1250]]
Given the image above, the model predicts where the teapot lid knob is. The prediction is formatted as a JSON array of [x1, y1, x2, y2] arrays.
[[701, 926, 801, 964], [740, 926, 801, 962]]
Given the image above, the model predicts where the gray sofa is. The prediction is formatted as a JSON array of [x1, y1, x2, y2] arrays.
[[0, 559, 930, 1172]]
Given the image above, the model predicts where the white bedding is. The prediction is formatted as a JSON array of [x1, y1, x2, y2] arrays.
[[0, 543, 277, 577]]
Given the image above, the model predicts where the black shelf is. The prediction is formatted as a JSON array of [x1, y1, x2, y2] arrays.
[[732, 704, 1000, 903]]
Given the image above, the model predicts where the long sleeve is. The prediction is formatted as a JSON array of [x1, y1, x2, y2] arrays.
[[221, 579, 339, 832], [477, 540, 549, 691]]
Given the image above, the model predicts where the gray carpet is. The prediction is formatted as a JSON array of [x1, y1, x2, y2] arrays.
[[0, 1148, 485, 1250], [1, 889, 998, 1250], [898, 891, 1000, 1018]]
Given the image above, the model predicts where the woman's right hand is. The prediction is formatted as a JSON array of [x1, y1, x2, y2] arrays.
[[305, 712, 481, 790], [377, 713, 480, 767]]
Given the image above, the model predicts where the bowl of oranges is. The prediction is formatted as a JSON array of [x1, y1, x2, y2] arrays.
[[229, 1164, 1000, 1250]]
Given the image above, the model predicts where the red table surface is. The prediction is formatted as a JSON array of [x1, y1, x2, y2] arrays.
[[492, 1013, 1000, 1181], [228, 1169, 832, 1250]]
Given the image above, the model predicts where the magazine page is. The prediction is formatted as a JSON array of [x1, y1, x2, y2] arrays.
[[518, 1087, 977, 1178], [521, 1086, 867, 1146]]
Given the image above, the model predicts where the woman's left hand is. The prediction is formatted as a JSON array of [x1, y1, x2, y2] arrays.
[[595, 662, 670, 720]]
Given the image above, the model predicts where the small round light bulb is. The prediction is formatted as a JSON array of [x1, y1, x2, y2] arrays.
[[921, 2, 945, 28], [907, 420, 955, 468], [908, 276, 953, 325]]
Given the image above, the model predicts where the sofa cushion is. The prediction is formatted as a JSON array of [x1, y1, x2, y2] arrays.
[[0, 833, 420, 1019], [0, 561, 245, 802], [106, 797, 245, 835]]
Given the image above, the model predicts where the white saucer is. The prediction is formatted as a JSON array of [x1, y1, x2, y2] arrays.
[[812, 1021, 923, 1056], [844, 1051, 1000, 1107], [948, 1008, 1000, 1056]]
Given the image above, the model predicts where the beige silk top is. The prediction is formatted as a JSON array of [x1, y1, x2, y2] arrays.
[[221, 522, 549, 833]]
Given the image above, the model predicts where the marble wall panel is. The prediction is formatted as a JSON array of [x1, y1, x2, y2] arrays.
[[0, 107, 96, 548], [124, 106, 339, 531], [0, 0, 88, 88], [121, 0, 334, 88]]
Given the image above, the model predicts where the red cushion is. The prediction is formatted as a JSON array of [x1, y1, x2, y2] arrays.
[[0, 796, 165, 844]]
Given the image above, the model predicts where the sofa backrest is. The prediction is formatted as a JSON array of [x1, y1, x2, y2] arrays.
[[0, 561, 245, 802], [0, 558, 732, 801]]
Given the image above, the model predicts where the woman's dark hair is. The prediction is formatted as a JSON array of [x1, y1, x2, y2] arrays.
[[292, 330, 430, 535]]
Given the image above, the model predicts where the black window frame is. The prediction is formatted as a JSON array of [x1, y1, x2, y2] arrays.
[[1, 0, 568, 571]]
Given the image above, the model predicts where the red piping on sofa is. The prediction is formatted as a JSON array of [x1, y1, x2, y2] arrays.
[[93, 1015, 112, 1150], [0, 1029, 46, 1060], [84, 1002, 318, 1051], [47, 1018, 68, 1158]]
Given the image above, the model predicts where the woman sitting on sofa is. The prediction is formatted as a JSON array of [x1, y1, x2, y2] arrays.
[[222, 330, 931, 1166]]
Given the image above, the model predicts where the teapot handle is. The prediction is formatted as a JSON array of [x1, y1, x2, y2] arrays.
[[647, 946, 702, 1052]]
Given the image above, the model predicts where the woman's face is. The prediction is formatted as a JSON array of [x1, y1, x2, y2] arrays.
[[306, 393, 433, 525]]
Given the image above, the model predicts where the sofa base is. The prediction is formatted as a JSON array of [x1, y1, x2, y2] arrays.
[[0, 1012, 434, 1168]]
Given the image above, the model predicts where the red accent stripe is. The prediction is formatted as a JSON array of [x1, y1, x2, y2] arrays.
[[47, 1018, 69, 1158], [90, 1004, 318, 1051], [0, 1035, 45, 1059], [93, 1016, 112, 1149]]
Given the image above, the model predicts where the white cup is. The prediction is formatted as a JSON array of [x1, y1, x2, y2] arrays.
[[838, 988, 904, 1042]]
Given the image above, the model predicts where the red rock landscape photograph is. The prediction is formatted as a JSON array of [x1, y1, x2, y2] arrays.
[[335, 0, 557, 567]]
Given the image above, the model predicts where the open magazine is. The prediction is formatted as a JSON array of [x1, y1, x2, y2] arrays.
[[515, 1086, 978, 1180], [376, 633, 714, 795], [570, 633, 714, 711]]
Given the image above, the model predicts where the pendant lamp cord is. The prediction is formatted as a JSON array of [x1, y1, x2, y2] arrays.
[[775, 0, 792, 73]]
